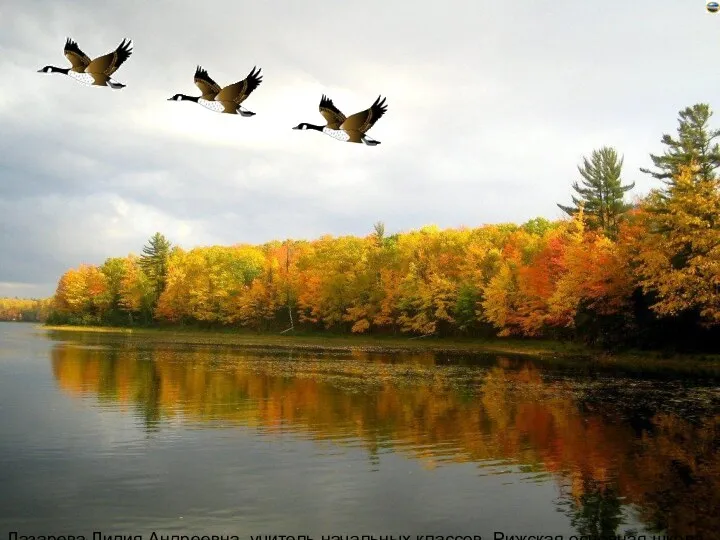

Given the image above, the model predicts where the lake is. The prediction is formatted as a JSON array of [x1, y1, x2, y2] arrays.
[[0, 322, 718, 539]]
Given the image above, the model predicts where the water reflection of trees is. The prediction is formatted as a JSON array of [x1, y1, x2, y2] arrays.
[[51, 344, 719, 537], [560, 479, 625, 539]]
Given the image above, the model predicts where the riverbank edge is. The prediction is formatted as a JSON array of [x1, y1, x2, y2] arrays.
[[39, 324, 720, 373]]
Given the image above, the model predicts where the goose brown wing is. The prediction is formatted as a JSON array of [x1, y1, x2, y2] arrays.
[[86, 39, 133, 75], [319, 95, 346, 129], [214, 66, 263, 104], [194, 66, 221, 98], [63, 38, 91, 71], [340, 95, 388, 133]]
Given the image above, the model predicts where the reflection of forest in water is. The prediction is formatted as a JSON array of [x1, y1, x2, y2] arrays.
[[50, 343, 719, 537]]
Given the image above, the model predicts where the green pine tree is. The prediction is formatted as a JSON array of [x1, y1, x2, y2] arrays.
[[558, 146, 634, 238], [640, 103, 720, 187], [139, 232, 172, 306]]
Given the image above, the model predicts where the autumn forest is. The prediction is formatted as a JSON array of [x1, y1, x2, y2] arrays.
[[4, 103, 720, 352]]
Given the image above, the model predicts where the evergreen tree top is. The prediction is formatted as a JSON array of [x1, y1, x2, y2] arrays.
[[640, 103, 720, 185], [557, 146, 634, 239]]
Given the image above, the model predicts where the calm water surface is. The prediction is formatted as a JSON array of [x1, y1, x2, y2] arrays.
[[0, 322, 718, 538]]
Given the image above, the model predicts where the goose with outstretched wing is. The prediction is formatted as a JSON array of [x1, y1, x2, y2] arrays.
[[168, 65, 263, 116], [38, 38, 133, 90], [293, 94, 388, 145]]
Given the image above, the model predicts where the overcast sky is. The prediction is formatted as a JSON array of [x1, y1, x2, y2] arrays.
[[1, 0, 719, 298]]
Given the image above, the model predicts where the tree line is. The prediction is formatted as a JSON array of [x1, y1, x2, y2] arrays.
[[39, 102, 720, 351], [0, 298, 52, 322]]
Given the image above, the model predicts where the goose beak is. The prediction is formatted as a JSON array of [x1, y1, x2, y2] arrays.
[[37, 69, 44, 73], [292, 126, 300, 130]]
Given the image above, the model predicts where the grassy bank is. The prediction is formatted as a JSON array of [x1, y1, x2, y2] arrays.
[[43, 324, 584, 356], [39, 324, 720, 374]]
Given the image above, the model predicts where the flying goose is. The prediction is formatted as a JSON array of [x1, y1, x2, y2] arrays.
[[168, 65, 263, 116], [292, 94, 388, 145], [38, 38, 133, 90]]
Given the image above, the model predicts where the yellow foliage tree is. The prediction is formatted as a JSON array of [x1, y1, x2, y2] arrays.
[[232, 256, 282, 329], [119, 256, 155, 323], [156, 246, 264, 324], [634, 164, 720, 325], [54, 265, 110, 319]]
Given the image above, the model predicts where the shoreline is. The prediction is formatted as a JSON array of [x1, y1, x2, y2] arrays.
[[42, 324, 579, 355], [37, 324, 720, 375]]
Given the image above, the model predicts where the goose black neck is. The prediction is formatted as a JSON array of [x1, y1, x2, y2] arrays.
[[48, 66, 70, 74], [175, 94, 200, 103], [306, 124, 324, 132]]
